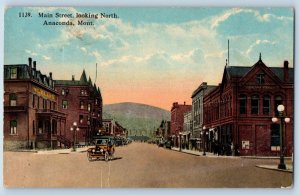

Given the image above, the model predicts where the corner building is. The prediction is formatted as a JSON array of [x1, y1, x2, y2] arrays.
[[203, 56, 294, 156], [4, 58, 66, 150], [54, 70, 103, 146]]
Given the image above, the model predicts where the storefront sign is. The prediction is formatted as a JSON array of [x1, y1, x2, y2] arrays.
[[32, 86, 56, 101]]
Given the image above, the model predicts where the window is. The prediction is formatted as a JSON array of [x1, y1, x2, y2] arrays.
[[81, 89, 87, 96], [33, 120, 35, 135], [61, 89, 65, 95], [263, 95, 270, 115], [9, 93, 17, 106], [271, 124, 280, 151], [37, 97, 40, 109], [32, 94, 35, 108], [95, 99, 98, 105], [10, 120, 17, 135], [274, 96, 283, 116], [256, 73, 265, 84], [80, 101, 84, 109], [10, 67, 17, 79], [251, 95, 259, 114], [62, 100, 68, 109], [79, 115, 83, 124], [239, 94, 247, 114], [88, 103, 91, 112]]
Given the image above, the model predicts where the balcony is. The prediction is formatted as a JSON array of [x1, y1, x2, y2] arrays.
[[4, 106, 27, 112]]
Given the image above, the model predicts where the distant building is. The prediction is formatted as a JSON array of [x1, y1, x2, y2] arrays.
[[54, 70, 103, 146], [203, 56, 294, 156], [102, 119, 127, 137], [190, 82, 216, 150], [170, 102, 192, 147], [4, 58, 66, 150], [156, 120, 171, 140], [183, 110, 192, 149]]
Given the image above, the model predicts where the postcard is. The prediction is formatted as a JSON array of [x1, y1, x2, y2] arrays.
[[3, 7, 294, 188]]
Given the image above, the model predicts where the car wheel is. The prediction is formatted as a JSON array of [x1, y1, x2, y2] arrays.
[[104, 151, 109, 162]]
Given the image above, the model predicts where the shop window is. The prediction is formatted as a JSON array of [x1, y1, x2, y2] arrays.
[[263, 95, 270, 115], [10, 67, 17, 79], [9, 93, 17, 106], [10, 120, 17, 135], [271, 124, 280, 151], [239, 94, 247, 114], [62, 100, 68, 109], [251, 95, 259, 114]]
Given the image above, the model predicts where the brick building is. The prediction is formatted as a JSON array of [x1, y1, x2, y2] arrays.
[[170, 102, 192, 147], [4, 58, 66, 150], [54, 70, 103, 146], [203, 55, 294, 156]]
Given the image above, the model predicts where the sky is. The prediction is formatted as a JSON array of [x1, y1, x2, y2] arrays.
[[4, 7, 294, 110]]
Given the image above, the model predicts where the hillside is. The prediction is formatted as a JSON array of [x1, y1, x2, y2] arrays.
[[103, 102, 171, 137]]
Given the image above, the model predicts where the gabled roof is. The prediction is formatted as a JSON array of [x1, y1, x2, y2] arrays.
[[225, 60, 294, 83], [80, 69, 88, 83]]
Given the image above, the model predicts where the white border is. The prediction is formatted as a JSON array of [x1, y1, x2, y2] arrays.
[[0, 1, 299, 195]]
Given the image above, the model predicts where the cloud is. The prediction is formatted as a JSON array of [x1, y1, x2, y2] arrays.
[[245, 39, 276, 56], [80, 47, 87, 52], [42, 55, 51, 60], [210, 8, 293, 29], [25, 49, 37, 56]]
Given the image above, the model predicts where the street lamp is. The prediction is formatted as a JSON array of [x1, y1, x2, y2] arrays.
[[202, 126, 206, 156], [271, 104, 290, 170], [70, 122, 80, 152], [179, 132, 182, 152]]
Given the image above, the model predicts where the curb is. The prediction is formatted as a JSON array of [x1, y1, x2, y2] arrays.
[[170, 148, 200, 156], [256, 165, 293, 173]]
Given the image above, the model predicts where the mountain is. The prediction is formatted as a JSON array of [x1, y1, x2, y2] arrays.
[[103, 102, 171, 137]]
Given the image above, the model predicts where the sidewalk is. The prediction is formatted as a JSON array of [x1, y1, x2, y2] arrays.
[[171, 147, 293, 172], [36, 146, 90, 154], [171, 147, 238, 158]]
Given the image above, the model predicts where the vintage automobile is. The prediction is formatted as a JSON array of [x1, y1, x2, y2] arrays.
[[87, 136, 115, 161]]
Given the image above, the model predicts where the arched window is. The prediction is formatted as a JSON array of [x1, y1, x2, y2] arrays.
[[9, 93, 17, 106], [239, 94, 247, 114], [263, 95, 271, 115], [274, 96, 283, 116], [251, 95, 259, 114]]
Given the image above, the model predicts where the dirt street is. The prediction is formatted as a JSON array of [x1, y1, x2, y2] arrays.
[[3, 142, 292, 188]]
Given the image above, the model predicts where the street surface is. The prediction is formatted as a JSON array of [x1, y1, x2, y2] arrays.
[[4, 142, 292, 188]]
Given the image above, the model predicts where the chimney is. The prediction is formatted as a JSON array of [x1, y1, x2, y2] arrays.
[[284, 60, 289, 82], [33, 61, 36, 69], [72, 75, 75, 81], [49, 72, 52, 79], [28, 57, 32, 68], [184, 101, 186, 105]]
